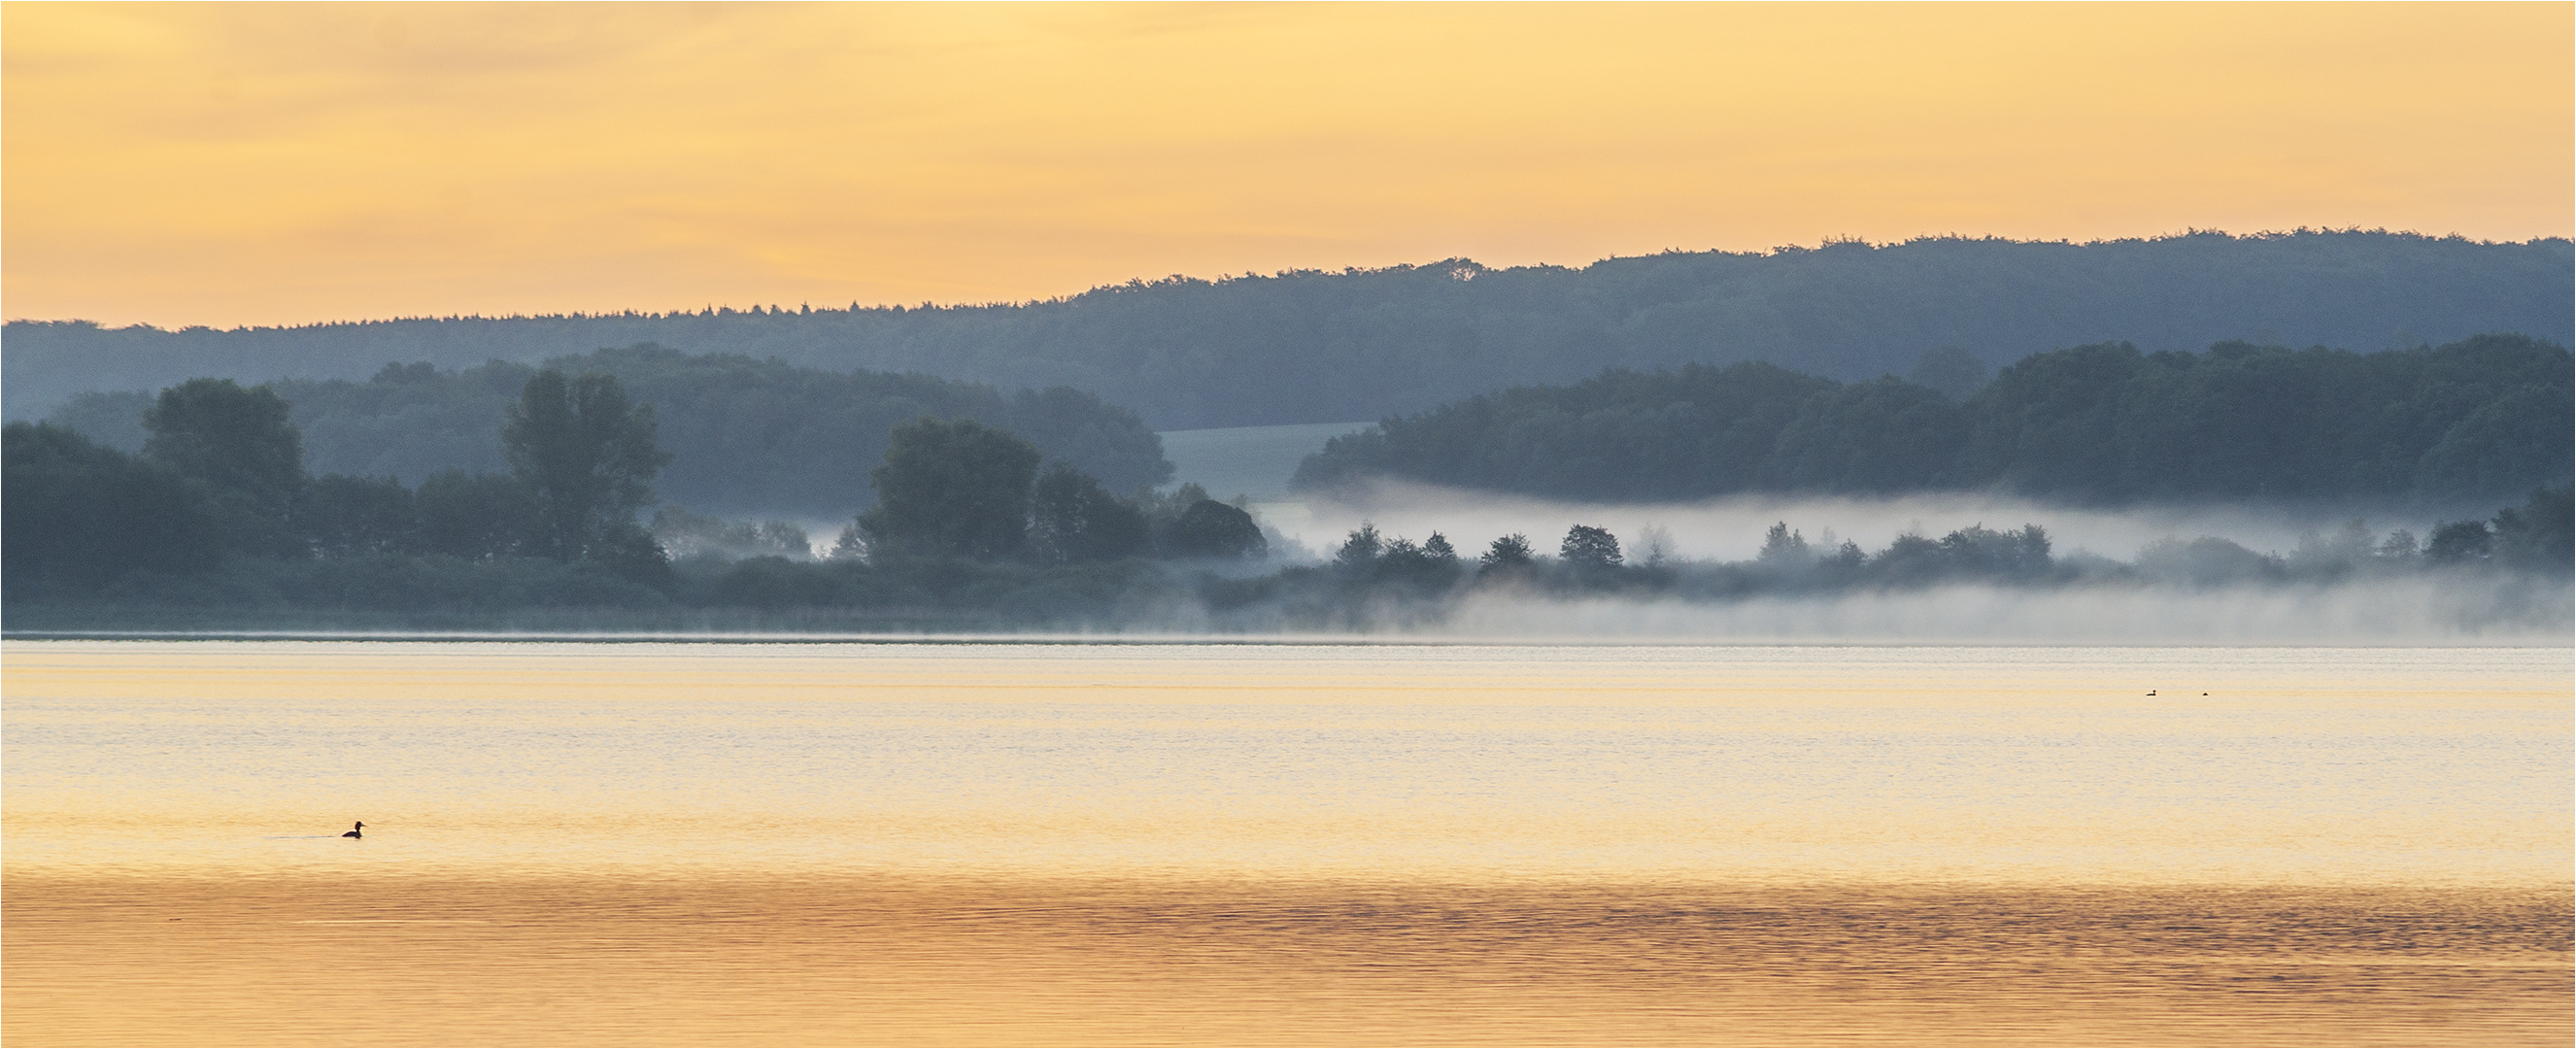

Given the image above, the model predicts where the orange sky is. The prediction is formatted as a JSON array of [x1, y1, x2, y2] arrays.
[[5, 2, 2569, 328]]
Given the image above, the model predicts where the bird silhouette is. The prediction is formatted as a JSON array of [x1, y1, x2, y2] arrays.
[[341, 821, 364, 839]]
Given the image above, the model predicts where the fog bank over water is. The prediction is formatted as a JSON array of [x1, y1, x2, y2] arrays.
[[1206, 480, 2575, 644], [1276, 479, 2508, 563], [1414, 578, 2573, 645]]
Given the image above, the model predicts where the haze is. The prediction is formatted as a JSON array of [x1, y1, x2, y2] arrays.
[[1282, 481, 2483, 567], [6, 2, 2569, 328]]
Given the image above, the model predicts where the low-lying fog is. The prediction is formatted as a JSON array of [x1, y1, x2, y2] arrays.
[[1261, 479, 2503, 565], [1409, 577, 2568, 644], [1216, 480, 2569, 644], [640, 481, 2565, 644]]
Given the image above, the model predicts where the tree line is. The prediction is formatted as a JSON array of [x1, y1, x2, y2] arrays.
[[1293, 334, 2572, 505], [843, 416, 1266, 566], [9, 351, 2566, 629], [7, 373, 675, 596], [1276, 488, 2572, 605], [10, 355, 2563, 630], [4, 369, 1258, 608], [41, 344, 1172, 519], [11, 230, 2569, 430]]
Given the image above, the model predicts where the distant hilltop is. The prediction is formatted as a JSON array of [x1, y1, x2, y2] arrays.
[[7, 230, 2569, 428]]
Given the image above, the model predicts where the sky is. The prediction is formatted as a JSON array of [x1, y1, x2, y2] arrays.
[[5, 2, 2569, 329]]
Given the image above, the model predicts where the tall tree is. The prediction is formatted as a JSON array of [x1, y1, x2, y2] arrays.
[[4, 423, 218, 587], [1333, 523, 1384, 573], [1479, 533, 1535, 572], [142, 378, 307, 555], [501, 369, 671, 561], [1028, 462, 1151, 564], [857, 417, 1043, 559], [1560, 524, 1623, 570], [142, 379, 306, 511], [1757, 522, 1811, 563]]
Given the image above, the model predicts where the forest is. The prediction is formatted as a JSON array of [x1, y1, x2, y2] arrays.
[[4, 354, 2567, 633], [1293, 335, 2574, 507], [9, 230, 2570, 430], [3, 369, 1261, 621], [42, 345, 1172, 519]]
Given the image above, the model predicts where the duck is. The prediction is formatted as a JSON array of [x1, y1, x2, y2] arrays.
[[342, 821, 364, 839]]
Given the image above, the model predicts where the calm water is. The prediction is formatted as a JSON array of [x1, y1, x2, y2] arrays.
[[5, 641, 2568, 1045]]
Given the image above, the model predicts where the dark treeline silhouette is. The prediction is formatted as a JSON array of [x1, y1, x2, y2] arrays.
[[10, 363, 2566, 629], [5, 372, 1255, 617], [1149, 493, 2570, 630], [44, 344, 1172, 518], [7, 370, 680, 601], [842, 416, 1264, 566], [10, 230, 2569, 429], [10, 326, 2569, 630], [1293, 335, 2573, 506], [1281, 491, 2573, 605]]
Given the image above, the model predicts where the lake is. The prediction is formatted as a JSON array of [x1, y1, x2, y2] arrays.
[[5, 641, 2568, 1045]]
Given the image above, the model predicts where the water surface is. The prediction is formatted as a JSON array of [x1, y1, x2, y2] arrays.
[[6, 642, 2567, 1045]]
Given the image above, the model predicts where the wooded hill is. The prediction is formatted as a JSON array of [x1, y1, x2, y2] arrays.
[[44, 345, 1171, 519], [1293, 335, 2574, 507], [10, 230, 2568, 429]]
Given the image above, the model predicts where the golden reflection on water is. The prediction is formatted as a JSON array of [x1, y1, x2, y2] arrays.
[[9, 875, 2568, 1047], [5, 642, 2570, 1045]]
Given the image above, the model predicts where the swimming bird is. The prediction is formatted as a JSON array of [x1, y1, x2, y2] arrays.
[[342, 821, 364, 839]]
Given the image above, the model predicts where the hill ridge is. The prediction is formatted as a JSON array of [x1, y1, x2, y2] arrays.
[[10, 230, 2568, 429]]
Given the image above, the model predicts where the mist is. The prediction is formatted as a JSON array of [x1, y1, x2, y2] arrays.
[[1179, 479, 2574, 644], [1268, 479, 2502, 565], [1409, 577, 2570, 645]]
